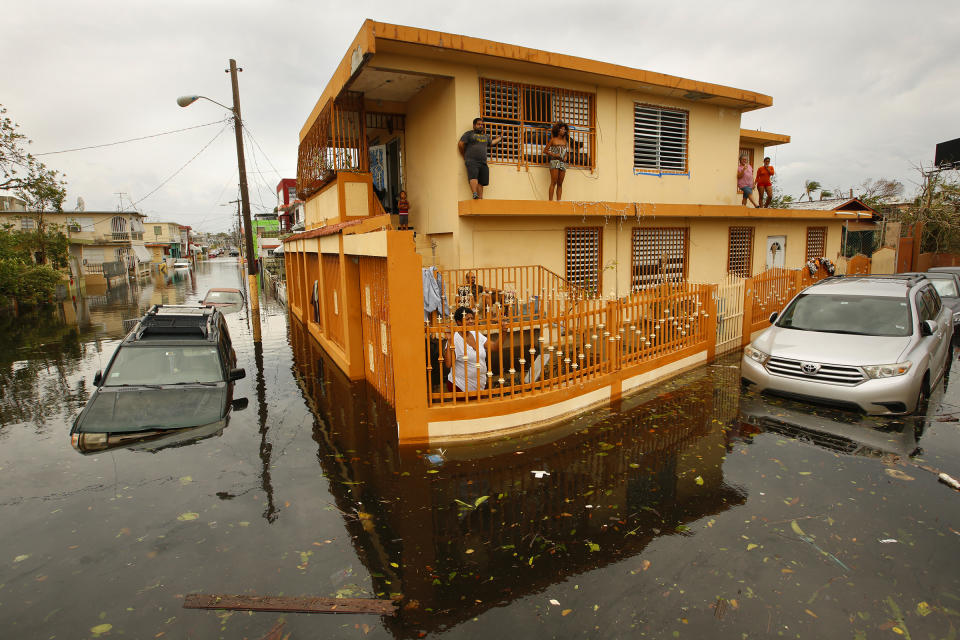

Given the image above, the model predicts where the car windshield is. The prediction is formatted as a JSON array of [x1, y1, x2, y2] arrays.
[[929, 278, 958, 297], [776, 293, 912, 337], [104, 346, 223, 385], [205, 291, 243, 304]]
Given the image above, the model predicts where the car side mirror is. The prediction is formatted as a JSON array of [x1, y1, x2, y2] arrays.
[[229, 367, 246, 381], [769, 312, 778, 324], [920, 320, 937, 337], [231, 397, 249, 411], [93, 370, 102, 386]]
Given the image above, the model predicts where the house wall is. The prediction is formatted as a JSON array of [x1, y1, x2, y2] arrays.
[[372, 50, 747, 230], [304, 181, 339, 229]]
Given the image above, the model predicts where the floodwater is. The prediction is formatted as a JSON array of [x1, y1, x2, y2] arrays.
[[2, 259, 960, 639]]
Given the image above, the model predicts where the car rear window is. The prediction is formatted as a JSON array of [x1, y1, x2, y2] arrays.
[[776, 294, 912, 337], [105, 346, 224, 385]]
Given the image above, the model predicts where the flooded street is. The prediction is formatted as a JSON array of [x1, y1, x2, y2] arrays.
[[3, 260, 960, 639]]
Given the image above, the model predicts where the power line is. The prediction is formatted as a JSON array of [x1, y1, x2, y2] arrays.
[[34, 119, 229, 156], [131, 122, 231, 208], [241, 122, 283, 178]]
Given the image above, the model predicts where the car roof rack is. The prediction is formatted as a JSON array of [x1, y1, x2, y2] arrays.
[[134, 304, 215, 338], [814, 274, 927, 287]]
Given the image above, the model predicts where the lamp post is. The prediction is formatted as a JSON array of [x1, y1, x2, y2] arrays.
[[178, 58, 259, 311]]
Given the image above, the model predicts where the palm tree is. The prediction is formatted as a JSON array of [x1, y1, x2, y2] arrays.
[[802, 180, 822, 202]]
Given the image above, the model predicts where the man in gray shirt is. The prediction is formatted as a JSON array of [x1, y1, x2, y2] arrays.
[[458, 118, 501, 199]]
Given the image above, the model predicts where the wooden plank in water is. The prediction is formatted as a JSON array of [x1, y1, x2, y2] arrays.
[[183, 593, 398, 616]]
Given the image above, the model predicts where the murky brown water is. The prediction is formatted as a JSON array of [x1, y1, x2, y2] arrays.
[[2, 259, 960, 639]]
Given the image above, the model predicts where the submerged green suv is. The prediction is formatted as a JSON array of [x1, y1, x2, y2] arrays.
[[70, 305, 246, 453]]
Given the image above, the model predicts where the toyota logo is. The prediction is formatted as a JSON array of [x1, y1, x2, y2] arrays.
[[800, 362, 821, 375]]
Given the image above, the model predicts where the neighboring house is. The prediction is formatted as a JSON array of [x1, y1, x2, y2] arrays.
[[145, 222, 187, 262], [282, 20, 876, 442], [276, 178, 303, 233], [0, 209, 151, 278], [251, 213, 280, 259], [0, 195, 27, 212]]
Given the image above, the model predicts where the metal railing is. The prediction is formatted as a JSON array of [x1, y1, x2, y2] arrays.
[[435, 265, 586, 320], [425, 279, 714, 406]]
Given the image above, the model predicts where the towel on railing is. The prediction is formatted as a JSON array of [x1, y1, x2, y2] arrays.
[[422, 267, 449, 322]]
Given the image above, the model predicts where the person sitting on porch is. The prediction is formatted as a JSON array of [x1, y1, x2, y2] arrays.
[[458, 118, 501, 200], [443, 306, 506, 392]]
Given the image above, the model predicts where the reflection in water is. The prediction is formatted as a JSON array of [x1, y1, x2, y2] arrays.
[[252, 311, 278, 522], [738, 392, 928, 458], [289, 319, 747, 635]]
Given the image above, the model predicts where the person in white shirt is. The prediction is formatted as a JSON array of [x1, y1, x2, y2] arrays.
[[442, 306, 507, 392]]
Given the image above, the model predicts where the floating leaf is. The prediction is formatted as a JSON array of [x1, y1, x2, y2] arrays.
[[179, 476, 192, 485], [549, 599, 560, 606], [587, 542, 600, 552], [177, 513, 198, 522], [694, 476, 704, 486], [474, 496, 489, 507], [746, 543, 758, 551], [90, 623, 113, 636], [917, 601, 932, 617], [13, 554, 29, 563], [561, 609, 572, 616], [885, 469, 915, 481], [790, 520, 806, 537]]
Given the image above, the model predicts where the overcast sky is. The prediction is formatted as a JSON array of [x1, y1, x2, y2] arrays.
[[4, 0, 957, 232]]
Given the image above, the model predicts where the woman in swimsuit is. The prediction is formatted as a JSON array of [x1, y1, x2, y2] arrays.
[[545, 122, 569, 201]]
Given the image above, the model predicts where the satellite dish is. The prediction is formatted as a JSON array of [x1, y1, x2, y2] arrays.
[[76, 197, 86, 212]]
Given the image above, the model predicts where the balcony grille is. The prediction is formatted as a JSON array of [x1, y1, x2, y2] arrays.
[[806, 227, 827, 260], [728, 226, 754, 278], [766, 357, 866, 386], [565, 227, 601, 295]]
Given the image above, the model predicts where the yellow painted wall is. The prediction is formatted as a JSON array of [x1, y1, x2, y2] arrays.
[[405, 77, 458, 235], [461, 215, 847, 292], [304, 183, 339, 228], [372, 50, 747, 236]]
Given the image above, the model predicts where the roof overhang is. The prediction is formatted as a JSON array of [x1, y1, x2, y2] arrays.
[[739, 128, 791, 147], [459, 199, 865, 220], [301, 20, 774, 140]]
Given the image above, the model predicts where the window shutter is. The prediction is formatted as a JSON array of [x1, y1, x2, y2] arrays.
[[633, 104, 688, 173]]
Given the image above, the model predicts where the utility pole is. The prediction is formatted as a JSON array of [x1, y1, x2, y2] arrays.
[[227, 58, 259, 311]]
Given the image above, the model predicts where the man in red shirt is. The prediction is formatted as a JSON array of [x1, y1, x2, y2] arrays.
[[756, 157, 775, 208]]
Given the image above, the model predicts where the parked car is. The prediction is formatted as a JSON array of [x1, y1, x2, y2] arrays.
[[229, 249, 240, 257], [173, 259, 192, 269], [741, 275, 952, 415], [70, 305, 246, 453], [911, 270, 960, 340], [202, 288, 245, 307]]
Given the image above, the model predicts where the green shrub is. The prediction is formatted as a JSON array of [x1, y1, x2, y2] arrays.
[[0, 259, 61, 306]]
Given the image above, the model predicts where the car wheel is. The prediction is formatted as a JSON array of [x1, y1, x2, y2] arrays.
[[912, 375, 930, 416]]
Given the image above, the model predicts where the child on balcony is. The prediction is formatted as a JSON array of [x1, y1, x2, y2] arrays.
[[397, 190, 410, 230]]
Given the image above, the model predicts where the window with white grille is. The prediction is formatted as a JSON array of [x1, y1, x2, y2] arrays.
[[20, 218, 36, 230], [565, 227, 602, 294], [633, 104, 689, 173], [728, 227, 754, 278], [481, 79, 595, 168], [806, 227, 826, 261], [631, 227, 688, 290]]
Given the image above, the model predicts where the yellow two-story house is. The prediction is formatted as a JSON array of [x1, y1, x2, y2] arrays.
[[283, 20, 872, 443], [0, 208, 151, 280]]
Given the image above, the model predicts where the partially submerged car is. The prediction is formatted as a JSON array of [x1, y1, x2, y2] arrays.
[[71, 305, 246, 453], [173, 259, 191, 269], [741, 275, 952, 415], [202, 288, 245, 307]]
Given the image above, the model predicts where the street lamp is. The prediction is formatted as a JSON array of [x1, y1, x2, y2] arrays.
[[178, 59, 259, 311]]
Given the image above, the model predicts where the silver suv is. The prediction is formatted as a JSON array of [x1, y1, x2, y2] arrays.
[[741, 275, 953, 415]]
